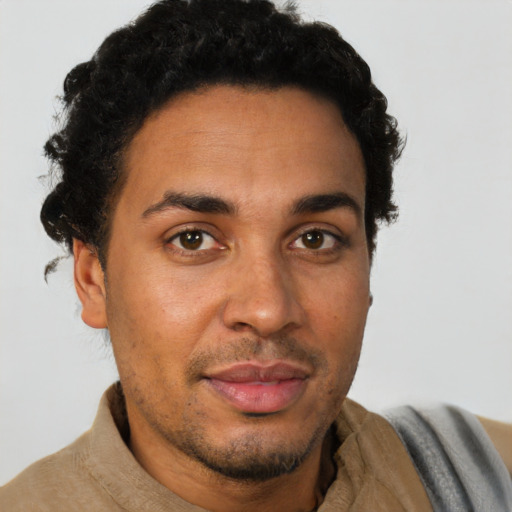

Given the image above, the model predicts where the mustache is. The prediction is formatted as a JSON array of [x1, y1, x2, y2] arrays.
[[185, 336, 328, 383]]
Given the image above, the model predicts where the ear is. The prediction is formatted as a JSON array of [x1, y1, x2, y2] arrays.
[[73, 239, 108, 329]]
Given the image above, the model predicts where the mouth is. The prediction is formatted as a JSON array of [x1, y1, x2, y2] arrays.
[[204, 362, 310, 414]]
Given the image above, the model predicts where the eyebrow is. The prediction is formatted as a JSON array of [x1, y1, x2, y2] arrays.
[[142, 191, 236, 218], [291, 192, 362, 218], [141, 190, 361, 219]]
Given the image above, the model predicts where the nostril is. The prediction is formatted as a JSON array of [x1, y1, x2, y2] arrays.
[[232, 321, 253, 332]]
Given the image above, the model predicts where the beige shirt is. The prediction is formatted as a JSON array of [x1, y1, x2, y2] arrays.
[[0, 383, 433, 511]]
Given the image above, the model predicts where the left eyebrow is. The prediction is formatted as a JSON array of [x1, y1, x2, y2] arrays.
[[142, 191, 236, 218], [291, 192, 362, 218]]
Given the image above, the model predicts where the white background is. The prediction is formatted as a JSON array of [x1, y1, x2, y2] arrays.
[[1, 0, 511, 485]]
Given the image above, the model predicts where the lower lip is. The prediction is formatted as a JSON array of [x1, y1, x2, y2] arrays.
[[207, 378, 306, 414]]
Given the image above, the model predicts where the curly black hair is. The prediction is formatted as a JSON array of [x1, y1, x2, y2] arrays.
[[41, 0, 402, 269]]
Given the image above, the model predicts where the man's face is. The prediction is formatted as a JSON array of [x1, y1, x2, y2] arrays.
[[84, 85, 370, 479]]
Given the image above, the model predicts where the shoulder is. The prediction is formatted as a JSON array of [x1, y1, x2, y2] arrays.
[[0, 428, 120, 511], [383, 403, 512, 511], [478, 415, 512, 476]]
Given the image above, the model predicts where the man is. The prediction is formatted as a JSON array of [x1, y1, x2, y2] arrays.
[[1, 0, 511, 510]]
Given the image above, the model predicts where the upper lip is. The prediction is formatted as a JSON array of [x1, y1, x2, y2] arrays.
[[204, 361, 310, 383]]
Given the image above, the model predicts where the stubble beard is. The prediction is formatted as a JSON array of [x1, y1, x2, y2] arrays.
[[139, 336, 360, 482], [172, 409, 331, 481]]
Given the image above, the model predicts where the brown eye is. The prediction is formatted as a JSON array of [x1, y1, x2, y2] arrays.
[[169, 230, 217, 251], [179, 231, 203, 250], [301, 230, 324, 249], [291, 229, 340, 251]]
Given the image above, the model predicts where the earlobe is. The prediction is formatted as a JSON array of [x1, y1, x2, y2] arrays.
[[73, 239, 108, 329]]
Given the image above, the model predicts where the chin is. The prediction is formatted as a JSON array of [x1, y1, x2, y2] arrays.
[[180, 428, 322, 481], [170, 412, 331, 482]]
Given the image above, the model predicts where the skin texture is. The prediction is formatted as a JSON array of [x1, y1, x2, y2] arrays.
[[74, 85, 371, 512]]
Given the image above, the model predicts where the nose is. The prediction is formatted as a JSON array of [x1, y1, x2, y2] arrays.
[[222, 253, 305, 337]]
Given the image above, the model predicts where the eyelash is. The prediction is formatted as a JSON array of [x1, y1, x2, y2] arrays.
[[164, 226, 348, 257], [290, 228, 348, 253], [165, 227, 224, 257]]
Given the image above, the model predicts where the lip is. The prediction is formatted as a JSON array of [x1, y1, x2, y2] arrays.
[[204, 362, 310, 414]]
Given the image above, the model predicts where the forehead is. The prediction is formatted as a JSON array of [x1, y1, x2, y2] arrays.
[[119, 85, 366, 215]]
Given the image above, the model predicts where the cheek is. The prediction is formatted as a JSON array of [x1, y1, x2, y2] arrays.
[[302, 269, 369, 379], [108, 259, 206, 325], [306, 269, 369, 335], [104, 263, 226, 375]]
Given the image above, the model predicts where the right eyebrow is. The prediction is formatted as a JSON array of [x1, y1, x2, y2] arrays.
[[141, 191, 236, 219]]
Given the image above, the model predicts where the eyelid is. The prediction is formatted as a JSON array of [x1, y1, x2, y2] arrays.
[[288, 226, 349, 254], [293, 232, 335, 249], [291, 225, 347, 242], [164, 224, 227, 254], [168, 230, 217, 250], [164, 223, 220, 241]]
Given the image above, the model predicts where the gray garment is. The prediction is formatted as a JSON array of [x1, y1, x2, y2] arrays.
[[385, 405, 512, 512]]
